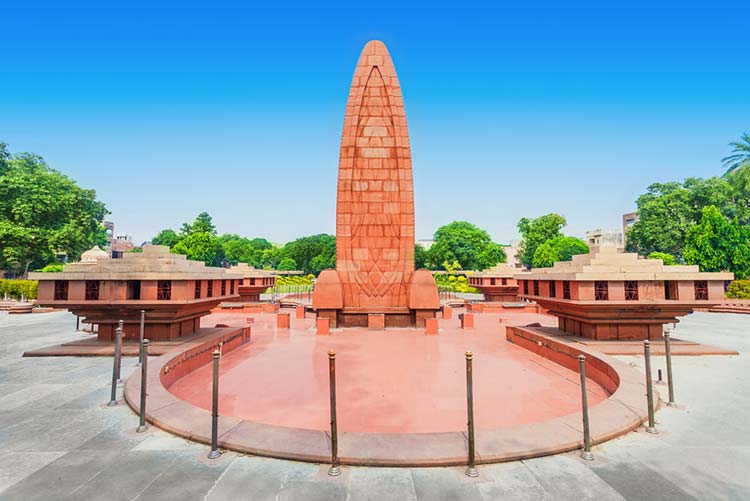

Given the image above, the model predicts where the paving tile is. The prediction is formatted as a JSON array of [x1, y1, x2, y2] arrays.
[[523, 454, 625, 500], [477, 461, 553, 500], [205, 457, 316, 500], [409, 468, 484, 501], [0, 449, 122, 500], [135, 451, 232, 500], [66, 450, 183, 501], [348, 466, 417, 501], [0, 451, 66, 493]]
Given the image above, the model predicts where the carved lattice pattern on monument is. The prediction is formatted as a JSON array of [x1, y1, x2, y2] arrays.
[[625, 280, 639, 301], [194, 280, 201, 299], [85, 280, 100, 301], [54, 280, 68, 300], [157, 280, 172, 301], [563, 280, 571, 300], [594, 281, 609, 301], [549, 280, 556, 298], [694, 280, 708, 300]]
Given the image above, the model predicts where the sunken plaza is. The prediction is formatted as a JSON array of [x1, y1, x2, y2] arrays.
[[2, 40, 750, 500]]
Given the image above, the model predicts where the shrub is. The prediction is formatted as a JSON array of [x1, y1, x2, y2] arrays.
[[647, 252, 677, 265], [0, 279, 39, 300], [726, 280, 750, 299]]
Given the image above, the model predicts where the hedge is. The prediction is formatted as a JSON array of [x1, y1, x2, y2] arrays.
[[0, 280, 39, 300], [726, 280, 750, 300]]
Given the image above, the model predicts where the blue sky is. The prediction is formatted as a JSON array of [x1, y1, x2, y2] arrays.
[[2, 1, 748, 245]]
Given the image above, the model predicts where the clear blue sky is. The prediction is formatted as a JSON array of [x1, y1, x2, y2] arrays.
[[2, 1, 748, 245]]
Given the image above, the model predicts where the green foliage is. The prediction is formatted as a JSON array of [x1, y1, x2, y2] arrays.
[[726, 280, 750, 299], [171, 231, 224, 267], [516, 214, 566, 269], [180, 212, 216, 236], [0, 279, 38, 300], [36, 263, 64, 272], [414, 243, 428, 269], [433, 273, 478, 293], [152, 229, 181, 248], [647, 252, 677, 265], [276, 257, 298, 271], [279, 234, 336, 275], [531, 236, 589, 268], [722, 132, 750, 175], [684, 206, 750, 279], [428, 221, 506, 270], [276, 274, 315, 286], [626, 176, 750, 259], [0, 144, 109, 276]]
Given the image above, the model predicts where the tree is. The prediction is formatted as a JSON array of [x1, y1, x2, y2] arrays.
[[684, 205, 750, 279], [0, 146, 108, 276], [647, 251, 677, 265], [171, 232, 224, 267], [625, 178, 738, 259], [218, 234, 256, 265], [276, 257, 298, 271], [180, 212, 216, 237], [722, 132, 750, 175], [531, 236, 589, 268], [152, 229, 181, 248], [414, 243, 428, 269], [428, 221, 506, 271], [279, 234, 336, 274], [516, 214, 566, 269]]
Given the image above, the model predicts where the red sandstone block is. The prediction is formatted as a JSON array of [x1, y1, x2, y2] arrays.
[[277, 313, 290, 329], [245, 317, 254, 323], [460, 313, 475, 330], [316, 318, 330, 336], [368, 314, 385, 330], [295, 305, 305, 319], [425, 318, 438, 335], [443, 306, 452, 320]]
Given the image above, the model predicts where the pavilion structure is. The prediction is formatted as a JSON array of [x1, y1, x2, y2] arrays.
[[228, 263, 276, 302], [468, 263, 521, 302], [517, 245, 733, 340], [29, 245, 241, 341], [313, 40, 440, 328]]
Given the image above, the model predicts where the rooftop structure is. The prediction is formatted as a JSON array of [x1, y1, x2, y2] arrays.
[[228, 263, 276, 302], [29, 245, 241, 341], [313, 40, 439, 327], [517, 246, 733, 340], [468, 263, 520, 302]]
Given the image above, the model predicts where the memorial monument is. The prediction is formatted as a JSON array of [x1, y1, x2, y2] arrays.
[[313, 40, 439, 327]]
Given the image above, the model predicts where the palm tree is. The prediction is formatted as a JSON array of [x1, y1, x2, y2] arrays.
[[722, 132, 750, 175]]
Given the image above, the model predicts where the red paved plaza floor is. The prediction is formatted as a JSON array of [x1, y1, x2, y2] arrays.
[[169, 310, 608, 434]]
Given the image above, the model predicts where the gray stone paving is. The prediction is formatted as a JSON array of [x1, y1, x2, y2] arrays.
[[0, 310, 748, 500]]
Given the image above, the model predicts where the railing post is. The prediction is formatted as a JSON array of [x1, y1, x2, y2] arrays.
[[115, 320, 123, 383], [137, 339, 150, 432], [465, 351, 479, 477], [328, 351, 341, 476], [76, 316, 80, 331], [208, 350, 222, 459], [643, 340, 658, 434], [107, 325, 121, 406], [664, 333, 676, 407], [138, 310, 145, 366], [578, 355, 594, 460]]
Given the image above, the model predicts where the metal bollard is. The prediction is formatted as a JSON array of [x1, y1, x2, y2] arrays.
[[664, 333, 676, 407], [328, 351, 342, 476], [137, 339, 150, 432], [76, 316, 80, 331], [578, 355, 594, 460], [643, 340, 658, 434], [115, 320, 123, 383], [108, 327, 121, 406], [138, 310, 145, 366], [465, 351, 479, 477], [208, 350, 222, 459]]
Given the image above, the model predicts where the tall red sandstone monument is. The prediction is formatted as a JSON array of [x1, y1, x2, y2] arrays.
[[313, 40, 439, 327]]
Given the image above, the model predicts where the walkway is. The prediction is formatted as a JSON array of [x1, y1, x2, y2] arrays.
[[1, 311, 749, 500]]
